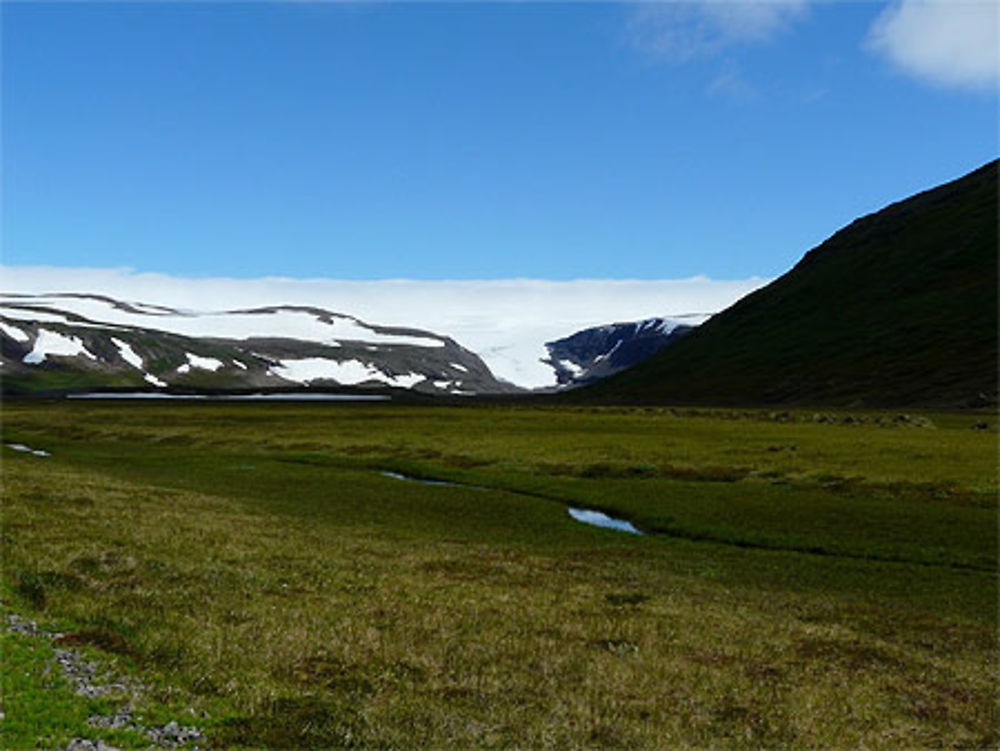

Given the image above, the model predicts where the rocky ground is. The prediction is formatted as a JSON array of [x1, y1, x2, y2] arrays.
[[4, 612, 204, 750]]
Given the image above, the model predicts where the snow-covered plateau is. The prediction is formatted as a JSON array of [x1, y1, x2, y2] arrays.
[[0, 273, 768, 392]]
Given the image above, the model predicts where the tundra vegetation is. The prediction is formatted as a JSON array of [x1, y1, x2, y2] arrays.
[[1, 401, 996, 748]]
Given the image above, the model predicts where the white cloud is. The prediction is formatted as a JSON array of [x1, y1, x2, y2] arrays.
[[626, 0, 809, 63], [867, 0, 1000, 91], [1, 266, 769, 388], [699, 0, 809, 41]]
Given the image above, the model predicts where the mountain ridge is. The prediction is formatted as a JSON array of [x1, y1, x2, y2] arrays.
[[575, 160, 999, 408], [0, 294, 517, 395], [543, 317, 695, 387]]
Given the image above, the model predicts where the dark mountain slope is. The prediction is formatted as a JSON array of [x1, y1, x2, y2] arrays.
[[578, 160, 998, 408], [543, 318, 694, 386]]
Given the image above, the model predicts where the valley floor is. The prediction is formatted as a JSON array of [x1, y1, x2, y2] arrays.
[[1, 401, 996, 748]]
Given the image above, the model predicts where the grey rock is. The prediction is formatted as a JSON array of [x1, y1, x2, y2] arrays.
[[147, 719, 203, 747], [65, 740, 121, 751], [88, 706, 134, 730], [6, 608, 202, 747]]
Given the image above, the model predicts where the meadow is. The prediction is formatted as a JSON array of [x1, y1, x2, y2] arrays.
[[1, 400, 996, 749]]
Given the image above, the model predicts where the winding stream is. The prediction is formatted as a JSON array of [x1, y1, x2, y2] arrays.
[[567, 507, 642, 534], [379, 471, 463, 487], [5, 443, 50, 457], [380, 470, 643, 535]]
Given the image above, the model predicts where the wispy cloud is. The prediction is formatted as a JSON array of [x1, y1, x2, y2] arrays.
[[625, 0, 809, 63], [866, 0, 999, 92], [1, 266, 769, 388], [707, 61, 760, 101], [625, 1, 997, 96]]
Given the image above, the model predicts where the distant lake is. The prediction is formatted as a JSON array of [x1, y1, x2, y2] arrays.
[[67, 393, 391, 402]]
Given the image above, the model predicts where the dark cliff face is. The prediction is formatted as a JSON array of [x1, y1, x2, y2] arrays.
[[544, 318, 693, 386], [576, 160, 999, 408]]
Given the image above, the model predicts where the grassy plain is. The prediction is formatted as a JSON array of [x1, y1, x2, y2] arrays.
[[1, 401, 996, 748]]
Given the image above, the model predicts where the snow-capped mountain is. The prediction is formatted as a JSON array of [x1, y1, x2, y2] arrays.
[[1, 293, 514, 395], [543, 316, 699, 387], [2, 270, 771, 390]]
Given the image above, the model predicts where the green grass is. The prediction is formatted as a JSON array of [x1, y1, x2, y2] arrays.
[[2, 627, 119, 748], [0, 603, 193, 750], [1, 369, 143, 395], [1, 401, 996, 748]]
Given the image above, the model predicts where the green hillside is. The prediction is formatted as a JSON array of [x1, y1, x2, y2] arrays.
[[580, 160, 998, 408]]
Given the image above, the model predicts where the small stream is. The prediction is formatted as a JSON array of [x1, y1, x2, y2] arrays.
[[5, 443, 51, 457], [379, 471, 464, 487], [567, 507, 642, 534], [380, 470, 643, 535]]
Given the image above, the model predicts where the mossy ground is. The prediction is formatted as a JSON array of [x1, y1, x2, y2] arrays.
[[1, 401, 996, 748]]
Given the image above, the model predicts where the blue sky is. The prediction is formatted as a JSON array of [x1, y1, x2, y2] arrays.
[[3, 1, 997, 280]]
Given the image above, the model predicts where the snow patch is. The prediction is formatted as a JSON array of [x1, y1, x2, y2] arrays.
[[593, 340, 622, 363], [1, 306, 124, 329], [391, 372, 425, 389], [269, 358, 423, 389], [450, 363, 468, 372], [558, 359, 584, 376], [22, 329, 95, 364], [430, 379, 472, 394], [656, 319, 679, 334], [144, 373, 167, 388], [0, 296, 443, 348], [232, 360, 247, 370], [111, 338, 144, 370], [127, 301, 178, 315], [178, 353, 223, 373], [0, 321, 29, 342]]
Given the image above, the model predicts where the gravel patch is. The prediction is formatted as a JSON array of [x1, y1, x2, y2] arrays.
[[65, 740, 122, 751], [4, 612, 203, 749], [54, 647, 134, 699]]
